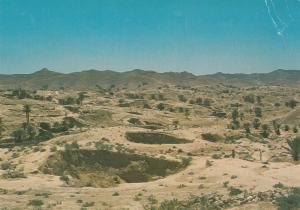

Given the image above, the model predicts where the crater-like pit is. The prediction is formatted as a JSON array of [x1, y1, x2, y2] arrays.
[[125, 132, 191, 144], [43, 149, 186, 187]]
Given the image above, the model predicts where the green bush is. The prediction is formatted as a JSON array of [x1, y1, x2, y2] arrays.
[[128, 118, 143, 125], [28, 199, 44, 206], [39, 122, 51, 130], [276, 188, 300, 210], [82, 201, 95, 207], [201, 133, 223, 142], [64, 141, 80, 150], [273, 182, 285, 189], [157, 195, 220, 210], [156, 103, 165, 111], [11, 129, 28, 143], [228, 187, 243, 196], [60, 175, 70, 183], [37, 129, 54, 141], [2, 170, 26, 179], [1, 162, 14, 170]]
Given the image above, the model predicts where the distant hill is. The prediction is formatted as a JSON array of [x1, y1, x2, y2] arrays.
[[0, 68, 299, 90]]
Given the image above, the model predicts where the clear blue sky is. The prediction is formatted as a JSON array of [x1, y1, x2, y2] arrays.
[[0, 0, 300, 75]]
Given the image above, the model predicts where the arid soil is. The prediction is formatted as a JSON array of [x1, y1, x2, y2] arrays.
[[0, 84, 299, 209]]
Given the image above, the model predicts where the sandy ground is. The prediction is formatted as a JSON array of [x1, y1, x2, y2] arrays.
[[0, 88, 299, 209]]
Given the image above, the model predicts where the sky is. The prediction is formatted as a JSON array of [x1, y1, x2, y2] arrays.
[[0, 0, 300, 75]]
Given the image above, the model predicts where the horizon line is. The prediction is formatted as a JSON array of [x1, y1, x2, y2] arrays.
[[1, 67, 299, 77]]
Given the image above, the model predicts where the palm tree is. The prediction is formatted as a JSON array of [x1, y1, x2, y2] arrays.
[[260, 124, 269, 138], [243, 122, 251, 134], [78, 92, 85, 106], [23, 104, 31, 126], [253, 118, 261, 129], [0, 117, 4, 138], [286, 137, 300, 161]]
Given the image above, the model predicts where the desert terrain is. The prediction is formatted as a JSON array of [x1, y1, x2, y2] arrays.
[[0, 69, 299, 210]]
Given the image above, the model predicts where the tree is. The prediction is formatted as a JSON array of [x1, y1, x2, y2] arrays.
[[172, 120, 179, 129], [156, 103, 165, 111], [202, 99, 211, 107], [240, 112, 244, 121], [26, 124, 37, 140], [293, 126, 298, 133], [12, 129, 28, 143], [0, 117, 4, 138], [78, 92, 86, 106], [178, 95, 187, 103], [230, 120, 240, 130], [286, 137, 300, 161], [243, 95, 255, 103], [285, 99, 298, 109], [184, 109, 190, 119], [243, 122, 251, 134], [23, 104, 31, 126], [195, 98, 202, 105], [284, 125, 290, 132], [231, 109, 239, 121], [143, 102, 151, 109], [254, 107, 262, 118], [260, 124, 270, 138], [158, 94, 165, 101], [272, 120, 281, 135], [256, 96, 262, 104], [253, 118, 261, 129]]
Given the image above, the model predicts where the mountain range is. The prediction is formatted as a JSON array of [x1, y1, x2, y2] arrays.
[[0, 68, 299, 90]]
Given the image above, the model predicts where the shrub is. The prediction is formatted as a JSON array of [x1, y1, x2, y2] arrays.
[[229, 187, 243, 196], [293, 126, 298, 133], [276, 187, 300, 210], [157, 196, 220, 210], [50, 145, 57, 152], [285, 99, 298, 109], [128, 118, 143, 125], [253, 118, 261, 129], [143, 103, 151, 109], [260, 124, 270, 138], [60, 175, 70, 184], [11, 129, 28, 143], [82, 201, 95, 207], [284, 125, 290, 131], [2, 170, 26, 179], [201, 133, 223, 142], [1, 162, 14, 170], [206, 160, 213, 167], [273, 182, 285, 189], [37, 129, 54, 141], [181, 157, 192, 166], [39, 122, 51, 130], [28, 199, 44, 206], [243, 95, 255, 103], [243, 122, 251, 133], [223, 181, 229, 188], [230, 120, 240, 130], [156, 103, 165, 111], [254, 107, 262, 118], [178, 95, 187, 102], [64, 141, 80, 150]]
